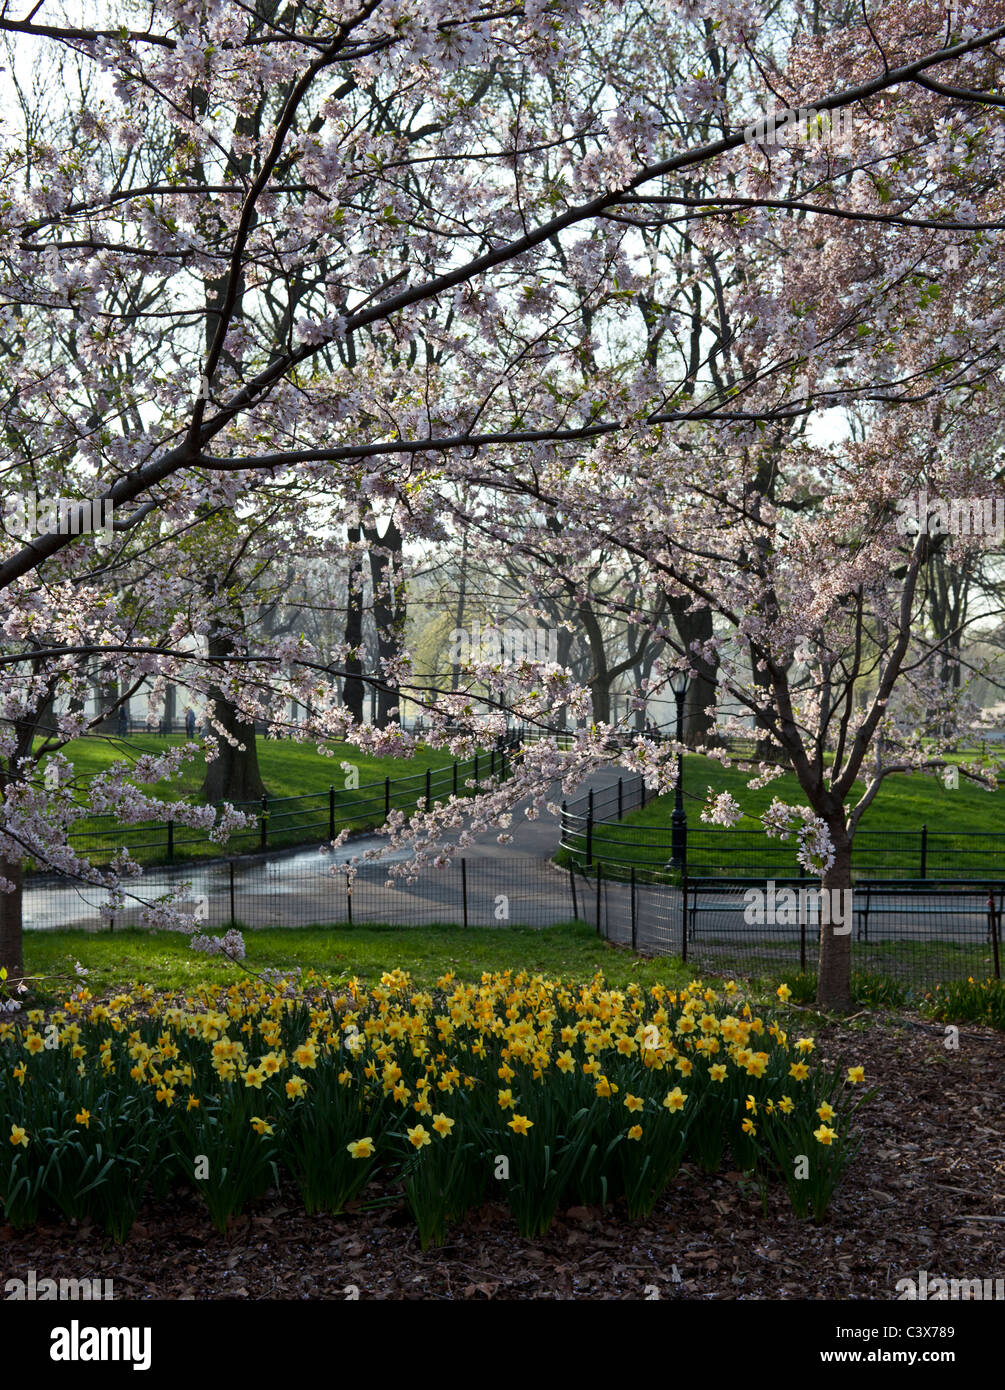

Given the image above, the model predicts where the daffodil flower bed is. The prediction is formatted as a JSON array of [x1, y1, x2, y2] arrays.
[[0, 971, 872, 1244]]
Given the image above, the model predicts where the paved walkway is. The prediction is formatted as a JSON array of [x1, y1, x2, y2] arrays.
[[23, 767, 632, 933]]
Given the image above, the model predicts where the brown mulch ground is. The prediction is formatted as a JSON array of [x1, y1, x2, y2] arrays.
[[3, 1015, 1003, 1300]]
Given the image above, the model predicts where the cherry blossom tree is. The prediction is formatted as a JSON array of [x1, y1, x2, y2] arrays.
[[2, 0, 1005, 1009]]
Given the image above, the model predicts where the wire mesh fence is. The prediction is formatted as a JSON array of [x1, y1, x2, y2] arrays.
[[579, 865, 1003, 987], [23, 847, 1002, 991], [24, 855, 581, 933]]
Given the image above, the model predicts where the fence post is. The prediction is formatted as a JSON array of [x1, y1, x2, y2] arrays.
[[425, 767, 432, 811], [680, 865, 688, 963], [260, 795, 268, 851], [474, 752, 479, 786], [596, 862, 602, 936], [990, 887, 1001, 980], [385, 776, 391, 819], [329, 785, 336, 840], [502, 748, 508, 780], [586, 788, 594, 867], [229, 860, 236, 925], [346, 873, 353, 927], [800, 913, 806, 973], [452, 761, 458, 796], [630, 865, 637, 951], [920, 823, 927, 879], [167, 818, 174, 861], [462, 858, 468, 929], [491, 747, 496, 778], [618, 776, 623, 821], [569, 864, 578, 920]]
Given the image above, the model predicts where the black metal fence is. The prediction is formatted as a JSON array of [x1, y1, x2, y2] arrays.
[[559, 772, 1005, 882], [58, 738, 520, 869], [581, 863, 1003, 986], [25, 848, 1003, 989]]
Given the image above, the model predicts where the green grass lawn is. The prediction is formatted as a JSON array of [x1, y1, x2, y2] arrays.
[[40, 735, 496, 869], [559, 754, 1005, 879], [24, 921, 696, 998], [24, 920, 1004, 1025]]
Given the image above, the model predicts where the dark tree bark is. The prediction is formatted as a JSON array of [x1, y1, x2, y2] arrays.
[[364, 518, 405, 728], [666, 598, 718, 746], [163, 682, 177, 733], [199, 622, 267, 804], [578, 597, 612, 723], [92, 679, 120, 733], [0, 692, 51, 983], [817, 815, 853, 1012], [342, 524, 366, 723], [0, 858, 23, 985]]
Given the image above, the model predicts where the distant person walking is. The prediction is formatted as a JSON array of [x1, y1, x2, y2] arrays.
[[185, 706, 196, 739], [117, 706, 129, 737]]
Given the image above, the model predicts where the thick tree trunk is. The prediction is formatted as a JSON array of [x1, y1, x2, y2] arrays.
[[365, 519, 405, 729], [676, 605, 718, 747], [93, 679, 119, 733], [163, 682, 177, 734], [200, 624, 267, 804], [0, 858, 23, 986], [342, 524, 366, 723], [816, 818, 853, 1012], [578, 599, 611, 723]]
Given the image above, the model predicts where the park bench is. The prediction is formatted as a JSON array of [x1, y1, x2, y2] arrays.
[[684, 875, 1005, 946], [853, 879, 1004, 943]]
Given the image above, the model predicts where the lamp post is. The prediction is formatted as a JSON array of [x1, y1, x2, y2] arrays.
[[667, 670, 689, 871]]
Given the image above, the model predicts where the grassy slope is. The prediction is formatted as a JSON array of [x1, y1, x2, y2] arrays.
[[40, 735, 467, 868], [560, 754, 1005, 875], [50, 733, 458, 801]]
